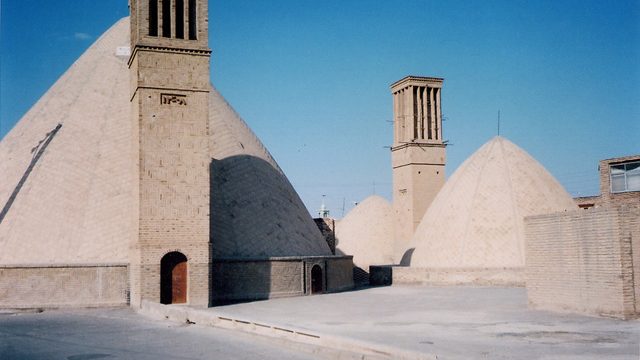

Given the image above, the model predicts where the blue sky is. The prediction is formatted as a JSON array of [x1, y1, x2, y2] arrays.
[[1, 0, 638, 216]]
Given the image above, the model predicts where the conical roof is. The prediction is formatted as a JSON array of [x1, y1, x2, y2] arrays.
[[335, 195, 394, 269], [403, 136, 577, 268], [0, 18, 330, 265]]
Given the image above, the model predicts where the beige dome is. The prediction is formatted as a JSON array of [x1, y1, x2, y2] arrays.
[[335, 195, 394, 269], [403, 136, 577, 268], [0, 18, 329, 265]]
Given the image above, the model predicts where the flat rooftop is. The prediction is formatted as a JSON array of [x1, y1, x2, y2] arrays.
[[212, 285, 639, 359]]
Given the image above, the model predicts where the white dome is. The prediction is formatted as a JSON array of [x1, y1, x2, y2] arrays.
[[335, 195, 394, 269], [403, 136, 577, 268]]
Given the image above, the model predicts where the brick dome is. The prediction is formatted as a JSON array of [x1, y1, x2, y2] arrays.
[[402, 136, 577, 268]]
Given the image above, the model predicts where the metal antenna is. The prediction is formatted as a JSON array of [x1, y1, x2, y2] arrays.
[[497, 110, 501, 136]]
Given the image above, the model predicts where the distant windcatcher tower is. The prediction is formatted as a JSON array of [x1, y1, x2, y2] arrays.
[[390, 76, 446, 250], [129, 0, 211, 306]]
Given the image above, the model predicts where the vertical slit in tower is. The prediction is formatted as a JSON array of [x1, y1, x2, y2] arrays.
[[426, 87, 433, 140], [188, 0, 197, 40], [411, 86, 420, 139], [435, 88, 441, 140], [162, 0, 171, 38], [175, 0, 184, 39], [419, 87, 425, 139], [149, 0, 158, 36]]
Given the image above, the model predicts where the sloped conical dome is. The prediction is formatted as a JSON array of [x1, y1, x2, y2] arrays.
[[335, 195, 394, 269], [0, 17, 330, 265], [403, 136, 577, 268]]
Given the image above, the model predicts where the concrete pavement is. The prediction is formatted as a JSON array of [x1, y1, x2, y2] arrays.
[[145, 286, 640, 360], [0, 307, 321, 360]]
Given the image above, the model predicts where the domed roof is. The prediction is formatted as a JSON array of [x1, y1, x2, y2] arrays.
[[403, 136, 577, 268], [0, 18, 329, 264], [335, 195, 394, 269]]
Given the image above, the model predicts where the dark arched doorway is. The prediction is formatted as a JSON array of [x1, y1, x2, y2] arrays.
[[160, 252, 188, 304], [311, 265, 323, 294]]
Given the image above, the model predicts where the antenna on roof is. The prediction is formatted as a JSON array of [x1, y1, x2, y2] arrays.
[[497, 110, 501, 136]]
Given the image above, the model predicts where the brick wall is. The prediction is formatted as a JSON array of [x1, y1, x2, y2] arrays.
[[313, 218, 336, 254], [525, 206, 639, 319], [0, 264, 128, 308], [211, 256, 353, 303], [371, 266, 523, 286], [325, 257, 355, 292]]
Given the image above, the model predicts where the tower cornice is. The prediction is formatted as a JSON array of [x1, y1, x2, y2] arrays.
[[391, 76, 444, 93], [127, 45, 211, 66]]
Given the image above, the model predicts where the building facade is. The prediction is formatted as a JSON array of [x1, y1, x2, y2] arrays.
[[575, 155, 640, 209]]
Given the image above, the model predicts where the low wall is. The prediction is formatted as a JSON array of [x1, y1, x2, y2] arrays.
[[369, 266, 524, 287], [0, 263, 129, 308], [211, 256, 353, 303], [525, 206, 639, 319]]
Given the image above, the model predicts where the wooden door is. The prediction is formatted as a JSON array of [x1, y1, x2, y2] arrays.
[[172, 260, 187, 303]]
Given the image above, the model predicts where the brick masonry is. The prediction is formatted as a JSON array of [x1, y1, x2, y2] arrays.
[[525, 205, 639, 319], [0, 264, 129, 308], [313, 218, 336, 254], [129, 0, 212, 307], [211, 256, 353, 303], [370, 265, 523, 287]]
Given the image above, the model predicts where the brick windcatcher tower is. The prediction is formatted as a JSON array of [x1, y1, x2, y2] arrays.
[[390, 76, 446, 255], [129, 0, 211, 307]]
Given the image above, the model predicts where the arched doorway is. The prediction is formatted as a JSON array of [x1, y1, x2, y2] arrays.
[[311, 265, 323, 294], [160, 252, 188, 304]]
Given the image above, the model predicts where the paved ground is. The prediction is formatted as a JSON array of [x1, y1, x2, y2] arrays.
[[2, 286, 639, 359], [0, 308, 319, 360], [211, 286, 640, 360]]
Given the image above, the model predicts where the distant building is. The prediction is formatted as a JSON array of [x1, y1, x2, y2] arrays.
[[575, 155, 640, 209]]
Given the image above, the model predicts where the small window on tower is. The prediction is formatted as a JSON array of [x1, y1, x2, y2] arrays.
[[149, 0, 158, 36], [188, 0, 197, 40]]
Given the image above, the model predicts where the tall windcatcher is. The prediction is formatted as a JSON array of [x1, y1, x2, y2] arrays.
[[390, 76, 446, 252], [129, 0, 211, 307]]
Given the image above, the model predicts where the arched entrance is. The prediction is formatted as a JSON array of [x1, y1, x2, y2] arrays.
[[311, 265, 323, 294], [160, 252, 188, 304]]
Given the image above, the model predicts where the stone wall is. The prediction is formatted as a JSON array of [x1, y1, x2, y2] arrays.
[[525, 206, 639, 319], [0, 264, 129, 308], [211, 256, 353, 304]]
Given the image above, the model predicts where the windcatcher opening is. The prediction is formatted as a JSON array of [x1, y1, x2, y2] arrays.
[[162, 0, 171, 37], [175, 0, 184, 39], [188, 0, 197, 40], [149, 0, 158, 36]]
